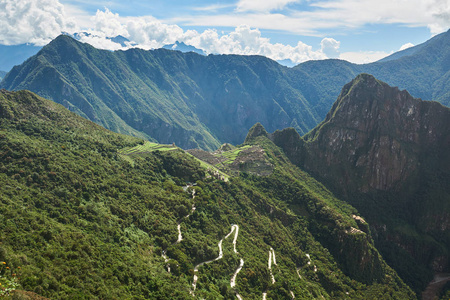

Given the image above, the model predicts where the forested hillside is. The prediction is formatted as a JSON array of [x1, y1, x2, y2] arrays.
[[2, 29, 450, 150], [0, 89, 414, 299], [268, 74, 450, 295]]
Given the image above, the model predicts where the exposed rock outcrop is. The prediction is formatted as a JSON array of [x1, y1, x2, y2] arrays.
[[267, 74, 450, 292]]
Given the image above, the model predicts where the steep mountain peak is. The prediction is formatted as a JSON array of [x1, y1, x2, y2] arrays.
[[304, 73, 450, 192], [308, 73, 416, 142], [45, 34, 81, 50], [244, 122, 268, 143], [270, 75, 450, 289]]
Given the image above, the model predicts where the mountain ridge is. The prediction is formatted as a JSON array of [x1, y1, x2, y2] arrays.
[[1, 35, 323, 149], [263, 74, 450, 293], [0, 88, 415, 298], [3, 30, 450, 149]]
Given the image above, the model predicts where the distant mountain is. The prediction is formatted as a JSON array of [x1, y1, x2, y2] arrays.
[[2, 29, 450, 150], [378, 41, 428, 63], [108, 35, 133, 47], [291, 28, 450, 110], [72, 32, 136, 47], [1, 35, 326, 150], [0, 89, 414, 299], [0, 70, 6, 81], [268, 74, 450, 293], [162, 41, 206, 55]]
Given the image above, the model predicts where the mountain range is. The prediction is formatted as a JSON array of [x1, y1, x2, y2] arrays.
[[162, 41, 207, 56], [0, 87, 418, 299], [2, 29, 450, 150], [1, 29, 450, 299], [257, 74, 450, 293]]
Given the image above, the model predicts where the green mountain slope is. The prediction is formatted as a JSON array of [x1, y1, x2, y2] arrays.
[[2, 30, 450, 150], [0, 89, 414, 299], [0, 35, 322, 150], [291, 29, 450, 113], [268, 74, 450, 294]]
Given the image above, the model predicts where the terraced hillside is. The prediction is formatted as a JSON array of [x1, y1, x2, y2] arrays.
[[188, 144, 274, 177]]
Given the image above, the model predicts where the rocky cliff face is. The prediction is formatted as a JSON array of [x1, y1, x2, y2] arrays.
[[304, 73, 450, 193], [269, 74, 450, 292]]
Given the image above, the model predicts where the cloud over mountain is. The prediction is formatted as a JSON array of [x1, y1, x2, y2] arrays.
[[1, 0, 449, 64], [0, 0, 76, 45], [84, 10, 331, 64]]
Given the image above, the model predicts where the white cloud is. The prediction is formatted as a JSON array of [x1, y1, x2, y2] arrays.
[[339, 51, 392, 64], [236, 0, 299, 12], [428, 0, 450, 34], [0, 0, 76, 45], [309, 0, 450, 34], [77, 33, 124, 51], [320, 38, 340, 58], [193, 4, 234, 12], [92, 8, 128, 38], [180, 25, 328, 63], [81, 9, 185, 50], [80, 10, 331, 64], [125, 17, 184, 49], [399, 42, 414, 51], [175, 0, 450, 37]]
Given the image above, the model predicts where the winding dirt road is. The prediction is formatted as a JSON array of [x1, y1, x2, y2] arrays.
[[162, 187, 196, 272], [191, 225, 243, 297], [268, 247, 277, 284]]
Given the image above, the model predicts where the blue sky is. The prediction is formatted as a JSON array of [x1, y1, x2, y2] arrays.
[[1, 0, 449, 64]]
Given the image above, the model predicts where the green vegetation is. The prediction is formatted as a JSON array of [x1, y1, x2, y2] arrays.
[[119, 140, 230, 181], [0, 261, 19, 297], [0, 90, 415, 299], [269, 74, 450, 295], [120, 141, 178, 154], [214, 145, 252, 165], [3, 31, 450, 150]]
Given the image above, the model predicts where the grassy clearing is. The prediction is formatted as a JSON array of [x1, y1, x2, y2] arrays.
[[215, 145, 252, 165], [184, 152, 230, 181], [120, 141, 230, 181], [120, 141, 177, 155]]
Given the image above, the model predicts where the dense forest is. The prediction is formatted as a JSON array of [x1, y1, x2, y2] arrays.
[[0, 89, 416, 299]]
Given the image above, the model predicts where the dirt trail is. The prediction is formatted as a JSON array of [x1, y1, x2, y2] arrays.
[[229, 225, 244, 289], [268, 247, 277, 284], [422, 273, 450, 300], [305, 253, 317, 272], [162, 187, 196, 272], [177, 189, 196, 244], [191, 225, 242, 297], [263, 247, 278, 299]]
